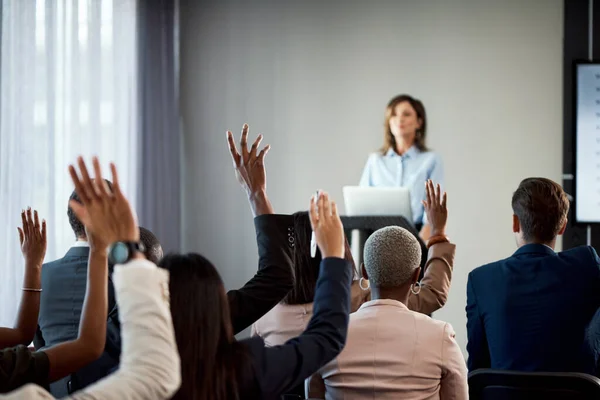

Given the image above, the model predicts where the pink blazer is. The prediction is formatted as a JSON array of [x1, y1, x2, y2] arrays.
[[251, 242, 455, 346], [307, 299, 468, 400]]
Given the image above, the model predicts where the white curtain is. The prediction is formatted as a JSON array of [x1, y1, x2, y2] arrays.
[[0, 0, 138, 326]]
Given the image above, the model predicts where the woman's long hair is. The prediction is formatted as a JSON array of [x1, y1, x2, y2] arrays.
[[381, 94, 429, 154], [282, 212, 356, 305], [159, 253, 247, 400]]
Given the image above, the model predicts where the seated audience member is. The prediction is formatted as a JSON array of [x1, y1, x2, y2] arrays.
[[0, 209, 47, 349], [466, 177, 600, 372], [33, 180, 162, 395], [1, 156, 180, 399], [307, 186, 467, 400], [157, 127, 352, 400], [1, 187, 109, 392], [223, 124, 295, 335], [253, 179, 453, 346], [34, 181, 120, 396]]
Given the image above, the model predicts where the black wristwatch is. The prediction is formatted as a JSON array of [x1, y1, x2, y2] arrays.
[[108, 241, 145, 265]]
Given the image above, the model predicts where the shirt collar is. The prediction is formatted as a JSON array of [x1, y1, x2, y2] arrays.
[[71, 241, 90, 248], [385, 146, 420, 159], [513, 243, 556, 257], [358, 298, 408, 311]]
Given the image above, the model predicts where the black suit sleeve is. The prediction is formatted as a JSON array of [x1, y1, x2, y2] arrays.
[[33, 326, 45, 350], [466, 273, 490, 371], [227, 214, 294, 335], [0, 345, 50, 393], [243, 257, 352, 398]]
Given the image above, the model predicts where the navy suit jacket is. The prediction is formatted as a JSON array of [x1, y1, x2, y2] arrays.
[[466, 244, 600, 373], [33, 246, 120, 397]]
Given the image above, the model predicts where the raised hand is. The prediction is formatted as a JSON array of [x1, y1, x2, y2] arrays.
[[18, 208, 47, 268], [422, 179, 448, 237], [68, 156, 139, 246], [308, 191, 345, 259], [227, 123, 271, 196], [226, 123, 274, 217]]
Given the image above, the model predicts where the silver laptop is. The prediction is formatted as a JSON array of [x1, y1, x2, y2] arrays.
[[342, 186, 413, 221]]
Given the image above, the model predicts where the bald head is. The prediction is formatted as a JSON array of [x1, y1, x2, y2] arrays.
[[363, 226, 421, 288]]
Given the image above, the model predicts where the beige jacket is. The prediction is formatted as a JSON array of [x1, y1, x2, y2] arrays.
[[306, 299, 468, 400], [252, 242, 455, 346], [1, 260, 181, 400]]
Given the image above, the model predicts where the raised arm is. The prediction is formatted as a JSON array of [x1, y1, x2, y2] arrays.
[[226, 124, 293, 334], [0, 159, 179, 399], [245, 192, 352, 398], [409, 180, 453, 314], [67, 260, 181, 400], [0, 210, 47, 349]]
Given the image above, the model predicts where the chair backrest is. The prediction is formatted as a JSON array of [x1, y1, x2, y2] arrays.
[[469, 369, 600, 400]]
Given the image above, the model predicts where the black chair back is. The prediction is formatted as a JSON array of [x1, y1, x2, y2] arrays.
[[469, 369, 600, 400]]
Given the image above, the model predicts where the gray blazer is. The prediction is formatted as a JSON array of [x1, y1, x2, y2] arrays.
[[34, 246, 119, 397]]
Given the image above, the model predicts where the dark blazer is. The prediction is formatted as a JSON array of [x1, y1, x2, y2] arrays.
[[227, 214, 295, 335], [466, 244, 600, 373], [239, 257, 352, 400], [0, 346, 49, 394], [33, 246, 120, 397]]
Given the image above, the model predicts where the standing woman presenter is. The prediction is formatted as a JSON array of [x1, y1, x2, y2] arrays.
[[359, 94, 444, 241]]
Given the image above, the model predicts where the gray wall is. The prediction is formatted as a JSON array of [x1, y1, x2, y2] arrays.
[[180, 0, 563, 351]]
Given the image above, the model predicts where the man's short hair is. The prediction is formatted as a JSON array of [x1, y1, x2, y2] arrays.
[[511, 177, 569, 243], [67, 179, 113, 239], [140, 227, 163, 265]]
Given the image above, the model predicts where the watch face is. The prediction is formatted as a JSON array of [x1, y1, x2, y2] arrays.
[[110, 242, 130, 264]]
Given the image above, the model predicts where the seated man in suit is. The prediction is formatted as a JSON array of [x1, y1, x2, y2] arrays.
[[466, 177, 600, 373], [34, 183, 164, 397]]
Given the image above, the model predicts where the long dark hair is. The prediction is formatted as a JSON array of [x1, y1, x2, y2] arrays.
[[159, 253, 247, 400], [283, 212, 356, 305], [381, 94, 428, 154]]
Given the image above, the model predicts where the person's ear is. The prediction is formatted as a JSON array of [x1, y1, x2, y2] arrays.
[[412, 267, 421, 284], [558, 218, 568, 236], [512, 214, 520, 234], [361, 263, 369, 280], [417, 118, 423, 130]]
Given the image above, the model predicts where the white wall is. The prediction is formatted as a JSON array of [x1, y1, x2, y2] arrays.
[[180, 0, 563, 351]]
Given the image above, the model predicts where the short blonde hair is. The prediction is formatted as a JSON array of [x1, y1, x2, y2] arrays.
[[363, 226, 421, 287]]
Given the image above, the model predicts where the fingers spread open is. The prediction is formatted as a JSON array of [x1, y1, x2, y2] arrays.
[[68, 199, 87, 224], [256, 144, 271, 166], [92, 157, 110, 197], [21, 210, 29, 236], [33, 210, 40, 232], [26, 208, 33, 235], [78, 157, 99, 201], [227, 131, 241, 166], [249, 134, 263, 162], [240, 124, 249, 160], [109, 163, 123, 198], [41, 219, 47, 243]]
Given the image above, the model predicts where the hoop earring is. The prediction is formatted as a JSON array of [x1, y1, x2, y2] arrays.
[[359, 277, 370, 291], [410, 281, 422, 295]]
